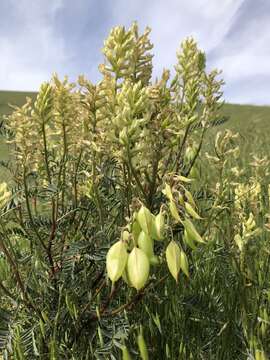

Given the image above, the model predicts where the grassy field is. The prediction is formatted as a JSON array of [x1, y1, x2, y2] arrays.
[[0, 90, 269, 180], [0, 91, 37, 181]]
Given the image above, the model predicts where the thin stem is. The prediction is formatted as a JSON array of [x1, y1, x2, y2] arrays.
[[23, 166, 47, 251]]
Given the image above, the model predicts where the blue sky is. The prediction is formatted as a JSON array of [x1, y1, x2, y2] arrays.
[[0, 0, 269, 105]]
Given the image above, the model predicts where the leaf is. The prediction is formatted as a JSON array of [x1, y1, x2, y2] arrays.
[[122, 344, 133, 360], [137, 326, 149, 360], [166, 241, 181, 282]]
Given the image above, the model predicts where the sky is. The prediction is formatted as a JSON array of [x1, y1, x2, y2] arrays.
[[0, 0, 269, 105]]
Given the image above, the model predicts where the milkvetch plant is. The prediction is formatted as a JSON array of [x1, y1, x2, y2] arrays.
[[3, 21, 262, 360]]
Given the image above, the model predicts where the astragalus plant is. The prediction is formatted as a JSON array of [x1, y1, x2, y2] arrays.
[[1, 22, 267, 359]]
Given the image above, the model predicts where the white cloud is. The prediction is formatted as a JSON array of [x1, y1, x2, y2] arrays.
[[0, 0, 67, 91], [109, 0, 245, 77], [208, 6, 270, 104], [0, 0, 269, 104]]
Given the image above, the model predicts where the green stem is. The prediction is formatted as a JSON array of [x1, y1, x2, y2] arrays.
[[23, 166, 47, 251]]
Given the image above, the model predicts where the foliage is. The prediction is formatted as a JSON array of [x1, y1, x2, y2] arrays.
[[0, 22, 269, 360]]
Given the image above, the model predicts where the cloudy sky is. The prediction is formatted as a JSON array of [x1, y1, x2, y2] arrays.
[[0, 0, 269, 104]]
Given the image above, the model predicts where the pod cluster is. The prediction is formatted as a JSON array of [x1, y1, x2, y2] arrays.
[[106, 205, 165, 290], [107, 181, 205, 288]]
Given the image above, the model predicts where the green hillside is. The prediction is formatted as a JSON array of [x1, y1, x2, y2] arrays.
[[0, 90, 37, 115], [0, 91, 36, 181], [0, 90, 269, 181]]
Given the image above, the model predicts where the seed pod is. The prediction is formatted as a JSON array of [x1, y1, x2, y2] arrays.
[[122, 230, 134, 251], [150, 255, 159, 266], [122, 266, 132, 286], [184, 189, 196, 209], [183, 229, 196, 250], [169, 201, 181, 222], [122, 344, 133, 360], [182, 218, 204, 243], [184, 202, 201, 219], [138, 231, 154, 259], [121, 230, 130, 245], [180, 250, 189, 277], [132, 219, 142, 242], [166, 241, 181, 282], [151, 210, 165, 241], [137, 206, 153, 235], [106, 241, 128, 282], [179, 193, 185, 206], [127, 248, 150, 290], [163, 183, 173, 201], [137, 326, 149, 360]]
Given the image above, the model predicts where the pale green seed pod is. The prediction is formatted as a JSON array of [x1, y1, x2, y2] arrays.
[[137, 326, 149, 360], [138, 231, 154, 259], [150, 255, 160, 266], [127, 248, 150, 290], [163, 183, 174, 201], [151, 210, 165, 241], [179, 193, 185, 206], [169, 201, 181, 222], [137, 206, 153, 235], [180, 250, 189, 277], [132, 219, 142, 242], [122, 266, 132, 286], [183, 229, 197, 250], [184, 189, 196, 209], [182, 218, 204, 243], [166, 241, 181, 282], [106, 241, 128, 282], [184, 202, 201, 219]]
